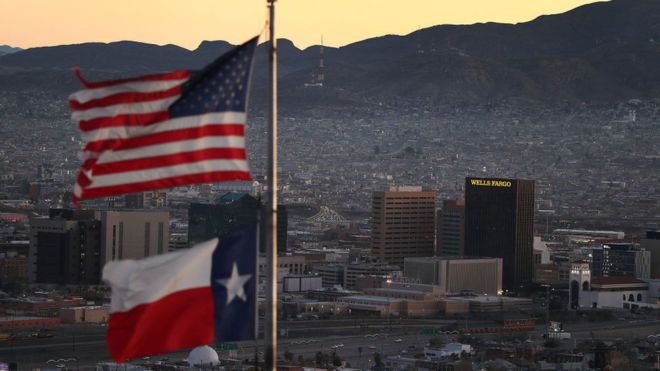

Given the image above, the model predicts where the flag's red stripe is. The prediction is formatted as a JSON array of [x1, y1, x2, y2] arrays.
[[69, 86, 182, 110], [75, 69, 191, 89], [79, 111, 170, 132], [93, 148, 247, 175], [84, 124, 245, 153], [106, 287, 214, 363], [82, 171, 251, 200]]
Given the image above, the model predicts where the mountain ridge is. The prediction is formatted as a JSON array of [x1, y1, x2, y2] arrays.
[[2, 0, 660, 107]]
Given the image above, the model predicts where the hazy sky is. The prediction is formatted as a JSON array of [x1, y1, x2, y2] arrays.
[[2, 0, 604, 50]]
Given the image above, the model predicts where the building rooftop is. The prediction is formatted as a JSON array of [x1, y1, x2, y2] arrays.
[[591, 276, 648, 285]]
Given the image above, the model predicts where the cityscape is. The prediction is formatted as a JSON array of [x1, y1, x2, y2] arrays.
[[1, 0, 660, 370]]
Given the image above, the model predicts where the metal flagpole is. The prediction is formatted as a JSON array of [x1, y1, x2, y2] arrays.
[[265, 0, 278, 370]]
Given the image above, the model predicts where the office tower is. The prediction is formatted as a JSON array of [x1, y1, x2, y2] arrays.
[[188, 192, 288, 254], [404, 256, 503, 295], [99, 210, 170, 262], [29, 210, 102, 284], [125, 190, 167, 208], [371, 186, 436, 267], [591, 243, 651, 279], [464, 177, 535, 291], [641, 231, 660, 279], [437, 199, 465, 256]]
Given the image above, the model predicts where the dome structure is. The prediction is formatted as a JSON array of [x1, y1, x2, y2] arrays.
[[187, 345, 220, 367]]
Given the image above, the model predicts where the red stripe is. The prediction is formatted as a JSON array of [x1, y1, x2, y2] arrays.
[[79, 111, 170, 132], [84, 124, 245, 153], [69, 86, 181, 110], [75, 69, 191, 89], [81, 171, 251, 200], [93, 148, 247, 175], [106, 287, 214, 363]]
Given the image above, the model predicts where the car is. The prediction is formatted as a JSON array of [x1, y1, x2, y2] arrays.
[[394, 338, 402, 343], [408, 345, 416, 349], [368, 345, 376, 350]]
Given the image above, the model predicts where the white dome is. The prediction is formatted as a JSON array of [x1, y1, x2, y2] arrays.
[[187, 345, 220, 367]]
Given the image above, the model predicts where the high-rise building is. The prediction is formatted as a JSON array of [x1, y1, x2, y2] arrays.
[[99, 210, 169, 263], [371, 186, 436, 267], [124, 191, 167, 208], [188, 192, 287, 254], [436, 199, 465, 256], [29, 210, 102, 285], [404, 256, 502, 295], [641, 231, 660, 279], [464, 177, 535, 291], [591, 243, 651, 279]]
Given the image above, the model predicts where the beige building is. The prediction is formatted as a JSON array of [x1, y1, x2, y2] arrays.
[[60, 306, 109, 324], [258, 254, 306, 276], [371, 187, 436, 266], [344, 263, 401, 289], [99, 210, 169, 262], [404, 256, 503, 295]]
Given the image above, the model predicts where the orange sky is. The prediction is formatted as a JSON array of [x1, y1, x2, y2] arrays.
[[1, 0, 604, 50]]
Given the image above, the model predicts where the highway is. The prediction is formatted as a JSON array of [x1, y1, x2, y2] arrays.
[[1, 317, 659, 369]]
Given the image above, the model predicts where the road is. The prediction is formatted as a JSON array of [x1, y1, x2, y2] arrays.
[[1, 317, 659, 370]]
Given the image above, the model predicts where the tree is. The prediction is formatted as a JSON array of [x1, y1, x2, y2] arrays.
[[544, 338, 561, 348], [429, 336, 445, 347], [297, 355, 304, 364], [357, 346, 363, 368], [284, 349, 293, 362], [374, 352, 383, 367], [332, 352, 342, 367]]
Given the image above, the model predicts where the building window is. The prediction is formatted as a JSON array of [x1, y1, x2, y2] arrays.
[[629, 294, 635, 302], [637, 293, 642, 302], [144, 223, 151, 257], [118, 223, 124, 260], [158, 223, 164, 254]]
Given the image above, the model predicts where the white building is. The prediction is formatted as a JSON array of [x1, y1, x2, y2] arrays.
[[424, 343, 472, 359]]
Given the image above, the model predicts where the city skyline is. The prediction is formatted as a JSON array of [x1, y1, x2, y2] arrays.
[[2, 0, 603, 50]]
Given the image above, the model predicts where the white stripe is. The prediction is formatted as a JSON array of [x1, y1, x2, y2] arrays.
[[88, 159, 250, 189], [103, 238, 216, 313], [94, 136, 246, 164], [82, 112, 247, 143], [71, 96, 179, 122], [69, 78, 189, 104]]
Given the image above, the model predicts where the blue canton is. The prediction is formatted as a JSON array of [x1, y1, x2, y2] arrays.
[[170, 37, 257, 118]]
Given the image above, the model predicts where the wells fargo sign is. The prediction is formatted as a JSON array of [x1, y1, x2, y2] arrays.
[[469, 179, 512, 187]]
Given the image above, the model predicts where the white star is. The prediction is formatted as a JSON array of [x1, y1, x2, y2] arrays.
[[217, 262, 252, 305]]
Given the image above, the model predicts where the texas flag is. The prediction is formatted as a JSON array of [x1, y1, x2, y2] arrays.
[[102, 225, 257, 363]]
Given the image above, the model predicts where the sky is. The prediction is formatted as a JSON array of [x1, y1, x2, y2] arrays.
[[1, 0, 605, 50]]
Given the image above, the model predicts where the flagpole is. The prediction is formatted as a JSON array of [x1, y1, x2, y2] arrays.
[[266, 0, 278, 370]]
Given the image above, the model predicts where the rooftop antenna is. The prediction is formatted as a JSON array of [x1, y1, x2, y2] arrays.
[[318, 36, 325, 86]]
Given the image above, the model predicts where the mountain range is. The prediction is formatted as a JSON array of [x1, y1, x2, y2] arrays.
[[2, 0, 660, 107], [0, 45, 22, 55]]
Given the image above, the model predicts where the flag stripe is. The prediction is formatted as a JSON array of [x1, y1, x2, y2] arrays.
[[75, 69, 191, 89], [103, 238, 217, 313], [93, 148, 247, 175], [78, 111, 170, 132], [69, 77, 189, 104], [81, 112, 247, 142], [69, 85, 182, 110], [86, 127, 245, 155], [88, 159, 249, 188], [71, 96, 179, 122], [106, 287, 215, 363], [82, 170, 250, 199]]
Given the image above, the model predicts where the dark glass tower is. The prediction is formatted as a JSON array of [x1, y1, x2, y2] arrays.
[[464, 177, 535, 291]]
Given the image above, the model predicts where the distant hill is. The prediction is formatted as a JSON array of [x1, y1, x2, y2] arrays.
[[3, 0, 660, 106], [0, 45, 22, 55]]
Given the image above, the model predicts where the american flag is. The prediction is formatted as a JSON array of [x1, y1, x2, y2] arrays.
[[69, 37, 258, 205]]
